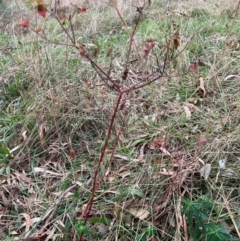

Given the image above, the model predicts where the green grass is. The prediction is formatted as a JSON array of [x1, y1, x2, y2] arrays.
[[1, 0, 240, 240]]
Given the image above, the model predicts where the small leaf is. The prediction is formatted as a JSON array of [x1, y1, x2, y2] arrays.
[[0, 144, 10, 155], [129, 208, 150, 220], [159, 169, 177, 176], [149, 138, 163, 149], [78, 7, 87, 13], [15, 171, 32, 184], [17, 19, 30, 28], [114, 187, 144, 201], [29, 233, 47, 240], [89, 216, 110, 225], [189, 63, 198, 72], [35, 27, 42, 33], [37, 3, 47, 18], [195, 135, 208, 144], [92, 40, 100, 57], [69, 149, 76, 158], [20, 213, 32, 232], [144, 40, 155, 58], [219, 158, 227, 169], [197, 59, 206, 66], [197, 76, 206, 97], [173, 33, 180, 49], [78, 44, 87, 56], [200, 163, 211, 180], [107, 45, 113, 57], [183, 105, 191, 120], [60, 15, 67, 25], [38, 122, 46, 145]]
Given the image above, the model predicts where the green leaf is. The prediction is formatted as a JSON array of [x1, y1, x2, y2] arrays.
[[0, 144, 10, 155], [75, 221, 89, 236], [89, 216, 110, 225], [114, 187, 145, 201]]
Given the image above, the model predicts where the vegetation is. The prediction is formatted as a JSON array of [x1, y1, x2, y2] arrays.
[[1, 0, 240, 240]]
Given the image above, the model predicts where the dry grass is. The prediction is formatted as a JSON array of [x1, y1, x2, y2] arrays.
[[1, 0, 240, 240]]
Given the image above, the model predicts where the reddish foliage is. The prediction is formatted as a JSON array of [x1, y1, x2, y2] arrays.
[[189, 63, 198, 72], [197, 59, 206, 66], [173, 36, 180, 49], [144, 40, 155, 58], [195, 135, 208, 144], [17, 19, 30, 28], [60, 15, 67, 25], [35, 27, 42, 33], [78, 7, 87, 13], [69, 149, 76, 158], [78, 44, 87, 56], [37, 4, 47, 18]]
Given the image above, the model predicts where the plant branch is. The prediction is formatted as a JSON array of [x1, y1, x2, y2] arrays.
[[79, 92, 123, 241]]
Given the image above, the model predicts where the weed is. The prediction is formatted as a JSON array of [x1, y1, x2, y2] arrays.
[[183, 197, 238, 241], [1, 0, 240, 241]]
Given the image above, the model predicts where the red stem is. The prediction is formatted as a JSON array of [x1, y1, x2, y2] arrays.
[[79, 92, 123, 241]]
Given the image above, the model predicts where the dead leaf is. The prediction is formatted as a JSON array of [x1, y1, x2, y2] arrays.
[[0, 190, 10, 205], [197, 59, 206, 66], [159, 169, 177, 176], [219, 157, 227, 169], [69, 149, 76, 158], [33, 167, 64, 177], [197, 76, 206, 97], [173, 33, 180, 49], [144, 40, 155, 58], [92, 45, 100, 57], [149, 138, 164, 149], [160, 147, 172, 156], [105, 148, 113, 154], [189, 63, 198, 72], [78, 44, 87, 56], [60, 15, 67, 25], [52, 191, 73, 198], [27, 193, 37, 206], [195, 135, 208, 144], [19, 233, 47, 241], [35, 27, 42, 33], [37, 4, 47, 18], [169, 212, 176, 227], [183, 105, 191, 120], [15, 171, 32, 184], [17, 19, 30, 28], [107, 45, 113, 57], [22, 130, 28, 141], [39, 123, 46, 145], [150, 237, 159, 241], [82, 78, 93, 88], [129, 208, 150, 220], [139, 141, 148, 160], [200, 163, 211, 180], [21, 213, 32, 232], [117, 170, 131, 178], [78, 7, 87, 13]]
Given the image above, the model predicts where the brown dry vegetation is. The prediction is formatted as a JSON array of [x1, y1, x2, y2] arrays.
[[1, 0, 240, 241]]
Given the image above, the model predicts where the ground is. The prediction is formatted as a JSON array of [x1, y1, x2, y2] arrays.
[[1, 0, 240, 240]]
